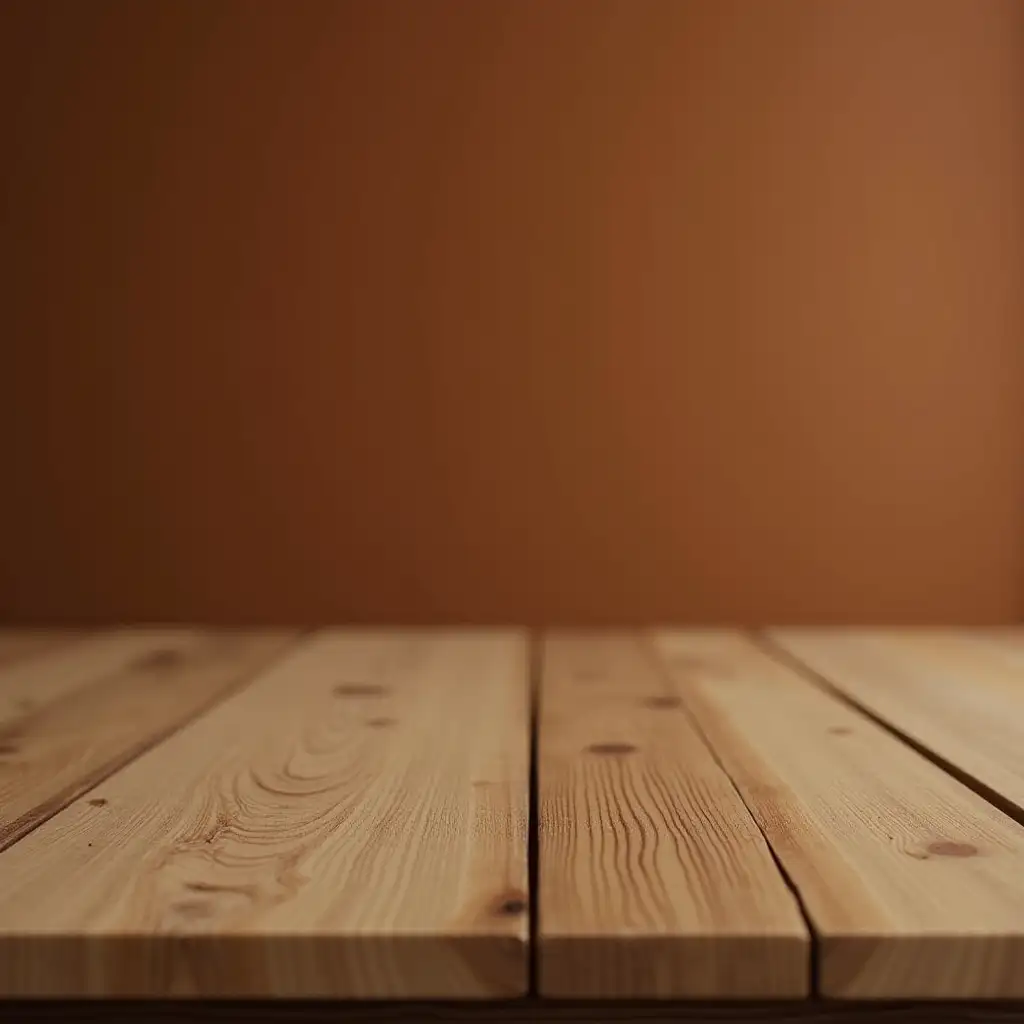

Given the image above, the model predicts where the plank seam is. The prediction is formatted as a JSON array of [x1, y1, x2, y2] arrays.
[[640, 634, 820, 996], [0, 631, 311, 854], [751, 631, 1024, 831]]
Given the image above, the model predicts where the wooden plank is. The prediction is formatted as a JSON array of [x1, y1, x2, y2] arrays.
[[0, 629, 215, 726], [0, 630, 530, 999], [0, 629, 295, 851], [0, 629, 85, 669], [984, 630, 1024, 654], [765, 629, 1024, 818], [650, 630, 1024, 999], [538, 633, 809, 999]]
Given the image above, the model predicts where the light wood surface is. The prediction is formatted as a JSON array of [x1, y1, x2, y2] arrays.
[[0, 630, 530, 999], [538, 633, 809, 998], [0, 629, 295, 851], [0, 629, 83, 669], [981, 630, 1024, 654], [766, 629, 1024, 818], [651, 631, 1024, 999], [0, 630, 207, 725], [5, 625, 1024, 1003]]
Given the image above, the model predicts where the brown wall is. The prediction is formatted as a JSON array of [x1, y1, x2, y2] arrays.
[[1, 0, 1022, 626]]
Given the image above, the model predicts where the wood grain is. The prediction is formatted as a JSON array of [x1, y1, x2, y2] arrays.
[[650, 631, 1024, 999], [0, 630, 530, 999], [0, 630, 207, 725], [765, 629, 1024, 819], [0, 629, 296, 851], [538, 633, 809, 999]]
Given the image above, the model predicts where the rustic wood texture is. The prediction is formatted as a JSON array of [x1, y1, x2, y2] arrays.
[[0, 630, 530, 999], [538, 634, 809, 999], [0, 630, 217, 725], [765, 629, 1024, 819], [0, 629, 295, 852], [650, 631, 1024, 999]]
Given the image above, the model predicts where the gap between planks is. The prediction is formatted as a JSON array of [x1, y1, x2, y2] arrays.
[[0, 629, 530, 999], [645, 631, 1024, 1000], [0, 629, 300, 851], [537, 633, 810, 999], [4, 629, 1024, 1001], [758, 629, 1024, 831]]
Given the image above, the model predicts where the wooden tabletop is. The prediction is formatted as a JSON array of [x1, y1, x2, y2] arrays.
[[1, 627, 1024, 1002]]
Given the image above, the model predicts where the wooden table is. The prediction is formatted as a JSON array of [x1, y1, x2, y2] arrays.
[[2, 627, 1024, 1021]]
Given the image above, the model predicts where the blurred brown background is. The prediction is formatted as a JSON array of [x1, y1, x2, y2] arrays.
[[1, 0, 1022, 626]]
